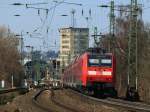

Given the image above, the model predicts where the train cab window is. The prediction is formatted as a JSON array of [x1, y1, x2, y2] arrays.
[[88, 55, 112, 67], [101, 59, 112, 66], [89, 59, 99, 66]]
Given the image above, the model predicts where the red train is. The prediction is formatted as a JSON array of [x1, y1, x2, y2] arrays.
[[62, 48, 117, 97]]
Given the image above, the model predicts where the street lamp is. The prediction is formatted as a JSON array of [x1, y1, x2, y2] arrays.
[[53, 1, 82, 6], [11, 2, 48, 6], [14, 14, 21, 17], [61, 14, 68, 17], [11, 2, 49, 12], [11, 3, 24, 6]]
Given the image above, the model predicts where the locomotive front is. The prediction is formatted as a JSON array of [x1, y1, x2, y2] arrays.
[[85, 53, 117, 97]]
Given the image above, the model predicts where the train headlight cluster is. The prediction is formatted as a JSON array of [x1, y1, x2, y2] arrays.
[[102, 71, 112, 76], [88, 71, 97, 75]]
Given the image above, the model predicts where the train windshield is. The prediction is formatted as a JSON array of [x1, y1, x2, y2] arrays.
[[88, 55, 112, 67]]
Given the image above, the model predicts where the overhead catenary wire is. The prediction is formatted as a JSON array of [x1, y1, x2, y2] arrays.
[[34, 0, 66, 33], [49, 2, 57, 29], [25, 0, 74, 51], [43, 1, 64, 49]]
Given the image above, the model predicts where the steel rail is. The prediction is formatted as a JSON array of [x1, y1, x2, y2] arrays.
[[32, 89, 54, 112], [50, 89, 86, 112], [0, 87, 28, 94], [68, 89, 150, 112], [33, 88, 85, 112]]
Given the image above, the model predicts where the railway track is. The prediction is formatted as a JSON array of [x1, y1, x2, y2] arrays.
[[0, 87, 29, 106], [69, 89, 150, 112], [33, 88, 150, 112], [99, 98, 150, 112], [0, 87, 28, 94], [32, 89, 54, 112], [32, 88, 85, 112]]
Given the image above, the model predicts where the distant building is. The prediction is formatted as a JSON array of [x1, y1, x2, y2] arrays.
[[49, 58, 60, 79], [59, 27, 89, 67]]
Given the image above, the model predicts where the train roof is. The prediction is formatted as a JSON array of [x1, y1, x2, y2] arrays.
[[65, 48, 113, 69]]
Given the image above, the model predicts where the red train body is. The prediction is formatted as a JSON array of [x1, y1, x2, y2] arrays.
[[63, 50, 117, 97]]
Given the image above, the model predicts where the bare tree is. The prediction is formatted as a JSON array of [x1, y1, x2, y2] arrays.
[[100, 14, 150, 101], [0, 26, 24, 87]]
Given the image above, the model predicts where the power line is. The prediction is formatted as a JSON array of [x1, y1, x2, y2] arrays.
[[49, 2, 57, 28]]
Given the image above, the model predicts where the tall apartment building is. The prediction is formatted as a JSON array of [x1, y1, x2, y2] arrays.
[[59, 27, 89, 67]]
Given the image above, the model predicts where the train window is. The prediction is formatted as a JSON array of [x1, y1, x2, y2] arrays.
[[100, 58, 112, 66], [101, 59, 111, 64], [89, 59, 99, 64], [88, 59, 99, 66], [88, 55, 112, 67]]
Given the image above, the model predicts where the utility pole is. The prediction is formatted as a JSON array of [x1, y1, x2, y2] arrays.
[[71, 9, 76, 28], [56, 60, 57, 79], [99, 0, 115, 52], [93, 27, 98, 47], [126, 0, 139, 100], [11, 75, 14, 88], [110, 1, 115, 53], [109, 1, 115, 36], [20, 32, 24, 65]]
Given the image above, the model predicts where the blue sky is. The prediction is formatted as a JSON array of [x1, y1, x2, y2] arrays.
[[0, 0, 150, 51]]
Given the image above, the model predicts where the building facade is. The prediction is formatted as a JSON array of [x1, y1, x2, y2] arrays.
[[59, 27, 89, 67]]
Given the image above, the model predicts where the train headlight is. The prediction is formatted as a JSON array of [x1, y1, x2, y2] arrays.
[[88, 71, 96, 75], [102, 71, 112, 76]]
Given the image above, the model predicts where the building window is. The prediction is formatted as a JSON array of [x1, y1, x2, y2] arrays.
[[62, 40, 69, 44], [62, 45, 69, 49], [62, 51, 70, 54], [62, 34, 66, 36], [62, 35, 69, 39]]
